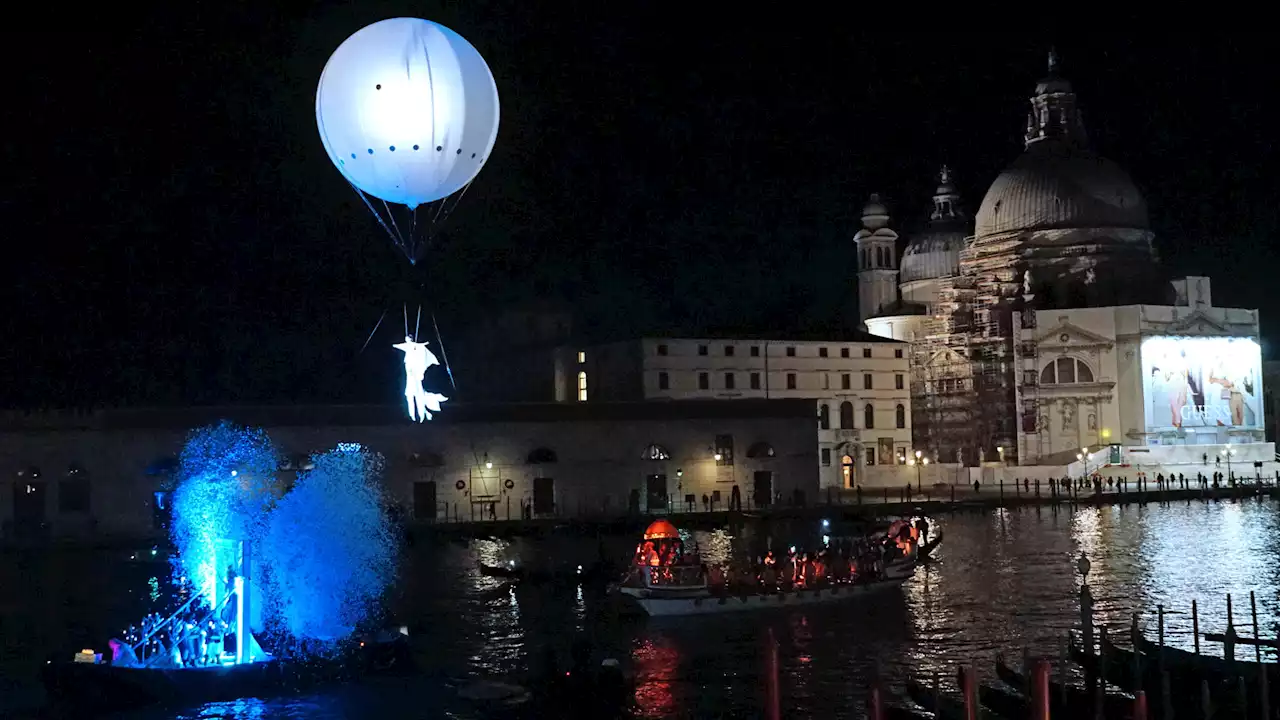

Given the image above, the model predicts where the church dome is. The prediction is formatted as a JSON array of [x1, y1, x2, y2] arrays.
[[974, 144, 1149, 238], [974, 51, 1149, 239], [901, 166, 969, 283]]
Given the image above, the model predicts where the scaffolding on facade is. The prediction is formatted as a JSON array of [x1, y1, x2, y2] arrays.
[[910, 240, 1021, 466]]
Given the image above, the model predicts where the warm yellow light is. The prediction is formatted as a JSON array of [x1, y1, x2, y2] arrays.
[[1081, 447, 1088, 455], [1076, 453, 1084, 461], [1100, 428, 1112, 439], [907, 459, 916, 466], [915, 450, 922, 459], [922, 458, 929, 466], [713, 452, 722, 461]]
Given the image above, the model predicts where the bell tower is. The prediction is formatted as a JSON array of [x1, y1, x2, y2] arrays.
[[853, 194, 900, 325]]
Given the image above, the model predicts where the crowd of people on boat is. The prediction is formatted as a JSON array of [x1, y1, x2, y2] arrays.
[[629, 516, 928, 594]]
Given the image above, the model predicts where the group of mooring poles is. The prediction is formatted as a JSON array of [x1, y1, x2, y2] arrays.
[[1082, 584, 1274, 720]]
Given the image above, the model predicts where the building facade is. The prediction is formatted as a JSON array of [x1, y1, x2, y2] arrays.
[[554, 336, 914, 489], [0, 401, 819, 542], [861, 51, 1266, 466], [1013, 279, 1264, 464]]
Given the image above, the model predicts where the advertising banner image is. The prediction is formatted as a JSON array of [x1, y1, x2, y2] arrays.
[[1140, 336, 1262, 432]]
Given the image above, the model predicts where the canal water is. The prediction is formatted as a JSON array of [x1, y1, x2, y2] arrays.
[[2, 497, 1278, 718]]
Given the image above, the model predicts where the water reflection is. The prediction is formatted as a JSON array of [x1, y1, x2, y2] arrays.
[[4, 499, 1280, 719]]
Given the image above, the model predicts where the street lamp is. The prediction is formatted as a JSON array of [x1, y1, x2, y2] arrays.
[[913, 450, 924, 492], [1076, 452, 1088, 483], [1220, 444, 1237, 481], [997, 446, 1006, 466]]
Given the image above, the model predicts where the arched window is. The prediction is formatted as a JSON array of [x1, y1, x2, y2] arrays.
[[895, 404, 906, 429], [642, 444, 670, 461], [1040, 357, 1095, 385], [577, 371, 588, 401], [864, 403, 875, 429], [839, 401, 854, 429], [818, 403, 830, 430], [841, 454, 854, 488]]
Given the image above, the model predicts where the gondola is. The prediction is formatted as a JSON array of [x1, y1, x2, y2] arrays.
[[903, 678, 997, 719], [1133, 630, 1279, 681], [1068, 631, 1253, 715], [995, 653, 1134, 718]]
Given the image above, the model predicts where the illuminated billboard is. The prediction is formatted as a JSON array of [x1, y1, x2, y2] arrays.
[[1140, 336, 1263, 432]]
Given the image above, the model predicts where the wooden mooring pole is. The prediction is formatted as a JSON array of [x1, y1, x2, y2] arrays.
[[1192, 599, 1201, 655], [1133, 690, 1149, 720], [961, 664, 977, 720], [764, 627, 780, 720], [1225, 593, 1236, 663], [1250, 591, 1261, 664], [1031, 659, 1051, 720]]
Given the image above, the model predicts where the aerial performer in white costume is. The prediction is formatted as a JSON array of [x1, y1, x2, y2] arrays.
[[316, 18, 501, 421], [392, 336, 448, 422]]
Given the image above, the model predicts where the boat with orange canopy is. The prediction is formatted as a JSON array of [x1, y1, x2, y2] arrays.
[[617, 518, 921, 617]]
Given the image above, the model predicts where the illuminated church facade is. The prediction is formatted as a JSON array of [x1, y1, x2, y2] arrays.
[[860, 52, 1269, 470]]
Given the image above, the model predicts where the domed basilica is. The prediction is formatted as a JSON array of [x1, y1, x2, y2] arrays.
[[858, 52, 1265, 469]]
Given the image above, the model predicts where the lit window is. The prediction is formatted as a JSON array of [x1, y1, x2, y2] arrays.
[[577, 371, 587, 402], [577, 351, 585, 364], [842, 454, 854, 488]]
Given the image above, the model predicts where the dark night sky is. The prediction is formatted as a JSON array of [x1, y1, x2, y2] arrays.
[[5, 9, 1277, 409]]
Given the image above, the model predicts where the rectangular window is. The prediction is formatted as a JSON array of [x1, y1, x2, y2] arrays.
[[821, 448, 832, 466], [750, 372, 761, 390], [819, 347, 828, 358], [823, 373, 830, 390], [786, 346, 796, 357], [895, 374, 904, 390], [841, 348, 851, 358], [894, 348, 904, 359], [657, 344, 668, 356], [698, 344, 708, 356], [577, 350, 585, 364], [786, 373, 797, 390], [577, 371, 588, 402], [863, 374, 873, 390], [698, 372, 709, 390], [863, 347, 872, 358], [715, 434, 734, 466], [658, 371, 669, 390], [750, 346, 760, 357], [724, 372, 735, 390], [724, 345, 735, 357], [842, 373, 851, 390], [1023, 370, 1037, 385], [865, 447, 876, 466]]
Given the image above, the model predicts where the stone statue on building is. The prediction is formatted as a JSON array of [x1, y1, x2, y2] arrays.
[[1062, 401, 1076, 432]]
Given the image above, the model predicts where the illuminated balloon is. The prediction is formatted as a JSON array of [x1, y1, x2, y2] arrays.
[[316, 17, 500, 208]]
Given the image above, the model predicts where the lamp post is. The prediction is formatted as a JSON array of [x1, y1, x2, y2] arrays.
[[997, 446, 1005, 466], [914, 450, 924, 492], [1076, 452, 1088, 484], [1220, 444, 1236, 481]]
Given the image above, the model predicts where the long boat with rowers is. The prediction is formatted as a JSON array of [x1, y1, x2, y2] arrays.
[[615, 518, 938, 617]]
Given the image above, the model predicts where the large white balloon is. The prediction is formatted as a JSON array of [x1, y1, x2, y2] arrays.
[[316, 18, 500, 208]]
